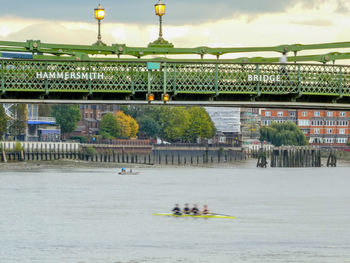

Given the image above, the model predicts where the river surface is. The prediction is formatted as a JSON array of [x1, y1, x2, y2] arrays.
[[0, 164, 350, 263]]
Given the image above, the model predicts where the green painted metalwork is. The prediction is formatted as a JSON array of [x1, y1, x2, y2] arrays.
[[1, 58, 350, 105], [1, 39, 350, 63]]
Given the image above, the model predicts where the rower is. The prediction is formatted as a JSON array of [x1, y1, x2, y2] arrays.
[[120, 167, 126, 174], [182, 203, 190, 214], [172, 204, 182, 215], [191, 204, 200, 215], [201, 204, 210, 215]]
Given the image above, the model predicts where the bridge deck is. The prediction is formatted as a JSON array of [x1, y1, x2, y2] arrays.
[[0, 59, 349, 105]]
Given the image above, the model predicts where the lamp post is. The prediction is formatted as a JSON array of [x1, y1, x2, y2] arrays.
[[155, 0, 165, 40], [94, 4, 106, 46], [148, 0, 173, 48]]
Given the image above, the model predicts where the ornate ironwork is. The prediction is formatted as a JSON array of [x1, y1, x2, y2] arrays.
[[1, 59, 350, 104]]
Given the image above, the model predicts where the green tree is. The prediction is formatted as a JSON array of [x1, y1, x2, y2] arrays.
[[118, 106, 215, 142], [137, 116, 161, 138], [51, 105, 81, 135], [83, 146, 97, 157], [158, 107, 191, 142], [184, 107, 216, 142], [99, 113, 120, 139], [260, 122, 307, 146], [0, 105, 8, 140], [8, 104, 27, 140], [38, 104, 52, 117]]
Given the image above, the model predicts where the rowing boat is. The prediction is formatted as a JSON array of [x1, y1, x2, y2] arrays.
[[118, 171, 140, 175], [153, 213, 236, 219]]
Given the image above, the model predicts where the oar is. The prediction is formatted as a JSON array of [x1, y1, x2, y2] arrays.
[[211, 212, 235, 217]]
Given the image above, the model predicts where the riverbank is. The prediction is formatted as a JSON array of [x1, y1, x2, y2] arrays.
[[0, 158, 252, 171]]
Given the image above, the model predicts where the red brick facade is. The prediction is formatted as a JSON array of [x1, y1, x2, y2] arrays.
[[261, 109, 350, 146], [70, 105, 120, 138]]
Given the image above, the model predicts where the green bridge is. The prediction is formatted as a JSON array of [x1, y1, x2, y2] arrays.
[[1, 39, 350, 109]]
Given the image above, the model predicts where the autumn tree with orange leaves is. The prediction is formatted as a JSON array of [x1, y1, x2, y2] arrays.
[[115, 111, 139, 139]]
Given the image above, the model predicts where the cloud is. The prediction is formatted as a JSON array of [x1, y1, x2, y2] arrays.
[[0, 0, 334, 25], [291, 19, 333, 27], [6, 23, 103, 44], [0, 0, 350, 62]]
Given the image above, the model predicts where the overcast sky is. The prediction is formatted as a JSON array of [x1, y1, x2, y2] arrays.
[[0, 0, 350, 58], [0, 0, 331, 24]]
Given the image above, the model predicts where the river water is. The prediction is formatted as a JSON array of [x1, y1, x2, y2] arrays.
[[0, 163, 350, 263]]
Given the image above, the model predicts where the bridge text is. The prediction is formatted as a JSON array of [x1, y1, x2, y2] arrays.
[[248, 75, 281, 82], [36, 72, 104, 80]]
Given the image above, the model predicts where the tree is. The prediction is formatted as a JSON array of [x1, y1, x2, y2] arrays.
[[137, 116, 161, 139], [184, 107, 216, 142], [128, 115, 139, 138], [115, 111, 139, 139], [99, 113, 120, 139], [8, 104, 27, 140], [0, 105, 8, 140], [158, 107, 191, 142], [51, 105, 81, 135], [260, 122, 307, 146], [39, 104, 52, 117]]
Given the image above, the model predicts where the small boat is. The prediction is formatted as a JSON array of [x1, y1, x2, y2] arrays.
[[153, 213, 235, 219], [118, 171, 140, 175]]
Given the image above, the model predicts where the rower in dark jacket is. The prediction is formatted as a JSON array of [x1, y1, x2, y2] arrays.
[[182, 203, 190, 214], [191, 204, 200, 215], [172, 204, 182, 215]]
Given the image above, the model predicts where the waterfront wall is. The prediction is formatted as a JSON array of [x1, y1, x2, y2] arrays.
[[152, 146, 246, 165], [0, 141, 246, 165], [1, 141, 80, 152]]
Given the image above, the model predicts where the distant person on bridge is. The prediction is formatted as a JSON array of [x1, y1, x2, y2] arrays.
[[279, 51, 290, 81]]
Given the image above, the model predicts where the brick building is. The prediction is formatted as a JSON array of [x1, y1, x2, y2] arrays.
[[71, 105, 120, 138], [261, 109, 350, 146]]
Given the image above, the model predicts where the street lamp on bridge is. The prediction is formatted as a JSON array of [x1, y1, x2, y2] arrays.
[[93, 4, 106, 46], [148, 0, 173, 48]]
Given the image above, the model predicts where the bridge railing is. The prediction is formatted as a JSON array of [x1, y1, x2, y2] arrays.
[[0, 59, 348, 101]]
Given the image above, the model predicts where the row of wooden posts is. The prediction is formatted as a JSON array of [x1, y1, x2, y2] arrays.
[[256, 147, 336, 168], [0, 150, 246, 165]]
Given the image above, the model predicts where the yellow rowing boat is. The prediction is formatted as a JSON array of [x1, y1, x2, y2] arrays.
[[153, 213, 236, 219]]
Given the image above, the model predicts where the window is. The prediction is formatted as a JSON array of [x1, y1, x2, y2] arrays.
[[325, 120, 335, 126], [311, 120, 322, 126], [336, 138, 347, 143], [314, 128, 320, 134], [90, 113, 93, 118], [299, 120, 310, 126], [289, 111, 296, 117], [265, 111, 271, 117], [277, 111, 283, 117], [85, 113, 88, 118], [339, 129, 345, 134], [314, 111, 320, 117], [327, 111, 333, 117], [302, 111, 307, 117], [324, 138, 335, 143], [327, 128, 332, 134], [340, 112, 346, 117]]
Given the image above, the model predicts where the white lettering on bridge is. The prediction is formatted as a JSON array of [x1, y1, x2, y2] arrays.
[[36, 72, 104, 80], [248, 75, 281, 82]]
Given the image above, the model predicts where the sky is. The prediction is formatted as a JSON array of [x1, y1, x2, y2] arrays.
[[0, 0, 350, 58]]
